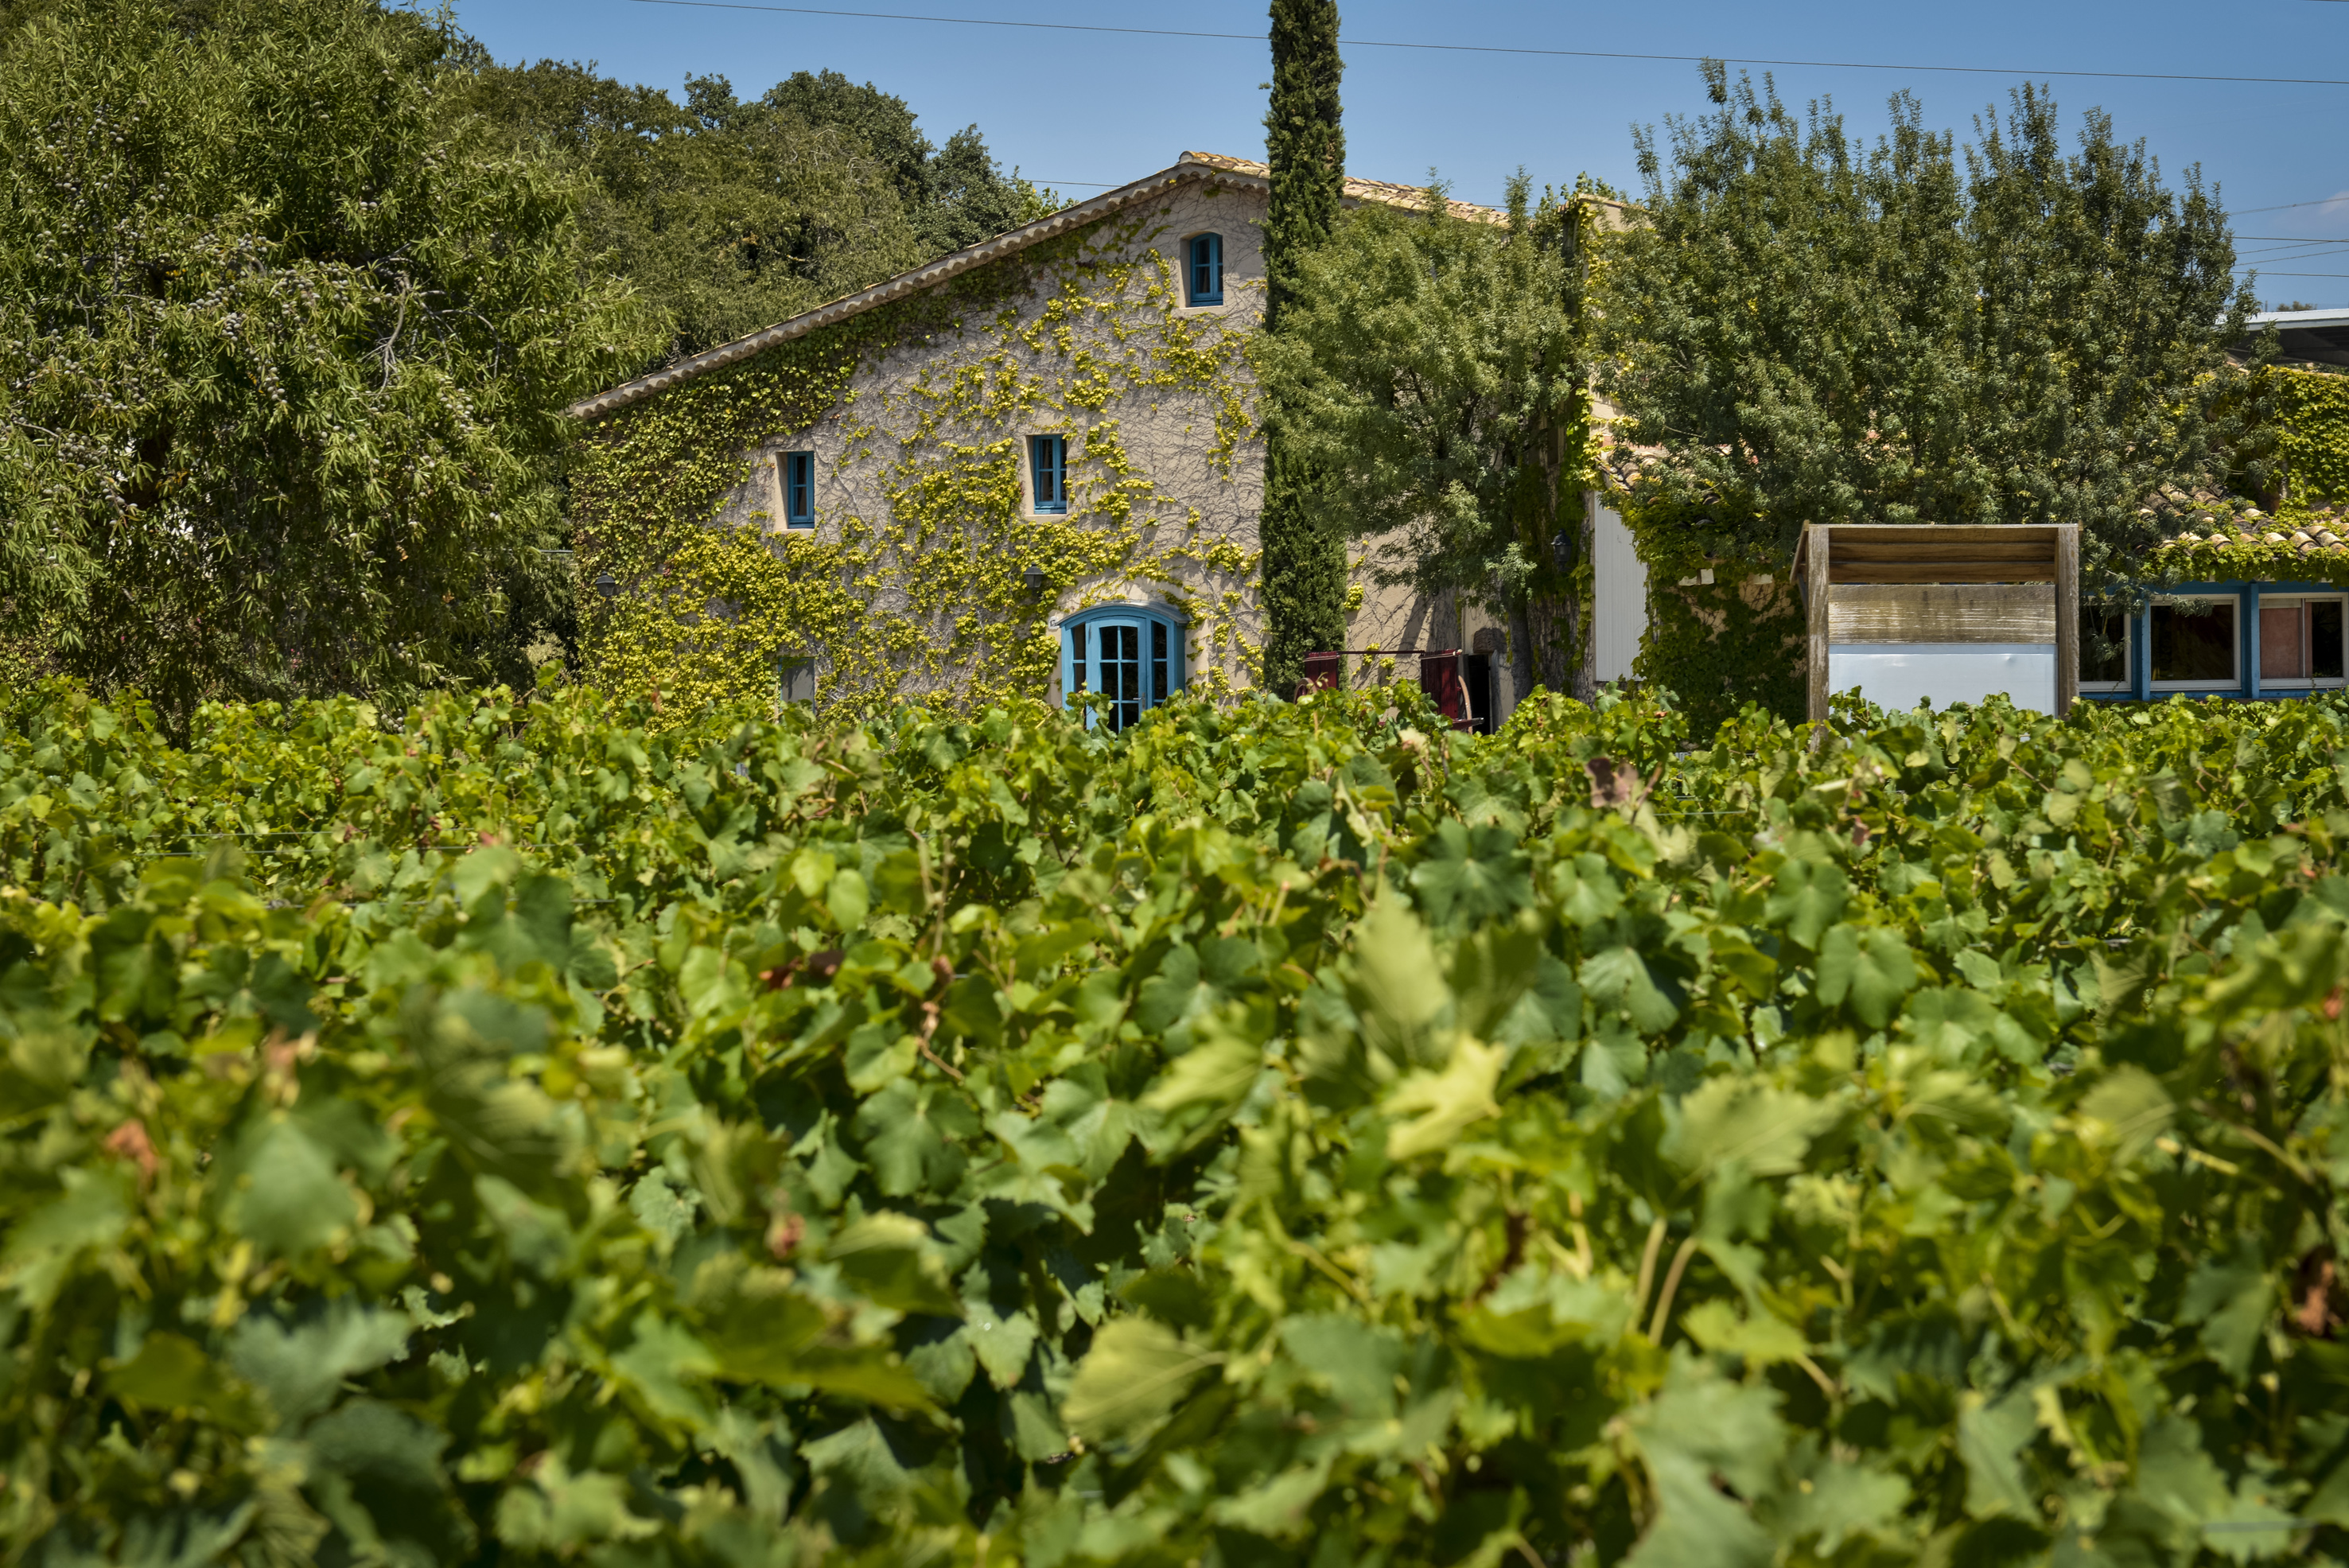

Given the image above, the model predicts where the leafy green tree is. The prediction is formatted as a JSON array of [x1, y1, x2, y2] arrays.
[[464, 64, 922, 363], [1600, 64, 2264, 587], [1260, 176, 1596, 697], [766, 68, 1055, 257], [1257, 0, 1352, 698], [467, 61, 1056, 365], [0, 0, 655, 730]]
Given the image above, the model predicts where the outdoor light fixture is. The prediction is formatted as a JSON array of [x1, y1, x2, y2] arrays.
[[1023, 566, 1045, 593], [594, 572, 619, 599]]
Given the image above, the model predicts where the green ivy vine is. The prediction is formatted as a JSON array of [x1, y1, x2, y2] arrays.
[[568, 196, 1263, 718], [1618, 488, 1806, 732], [2277, 364, 2349, 516]]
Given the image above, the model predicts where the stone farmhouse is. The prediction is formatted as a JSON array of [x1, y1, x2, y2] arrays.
[[566, 151, 1638, 730]]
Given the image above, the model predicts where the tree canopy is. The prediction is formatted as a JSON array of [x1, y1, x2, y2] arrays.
[[464, 60, 1058, 364], [1600, 65, 2264, 584], [1257, 0, 1352, 698], [1258, 176, 1598, 695], [0, 0, 657, 726]]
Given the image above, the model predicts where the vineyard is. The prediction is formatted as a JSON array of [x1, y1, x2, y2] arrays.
[[2, 675, 2346, 1566]]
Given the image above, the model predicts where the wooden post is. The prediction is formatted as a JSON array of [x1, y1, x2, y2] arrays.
[[2053, 524, 2079, 718], [1805, 526, 1832, 725]]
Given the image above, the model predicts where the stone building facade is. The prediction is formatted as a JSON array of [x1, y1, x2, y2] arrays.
[[566, 152, 1538, 727]]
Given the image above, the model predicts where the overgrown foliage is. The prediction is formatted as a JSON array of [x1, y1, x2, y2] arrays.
[[1600, 64, 2264, 593], [1257, 0, 1352, 698], [2277, 366, 2349, 517], [462, 61, 1056, 367], [5, 674, 2349, 1564], [1261, 178, 1599, 695], [0, 0, 655, 730], [570, 200, 1262, 719]]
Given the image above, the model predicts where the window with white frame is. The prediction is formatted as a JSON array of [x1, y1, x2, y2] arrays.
[[2149, 597, 2238, 690], [2256, 595, 2347, 687], [1063, 605, 1184, 732]]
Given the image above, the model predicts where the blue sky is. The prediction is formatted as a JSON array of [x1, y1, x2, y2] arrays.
[[453, 0, 2349, 308]]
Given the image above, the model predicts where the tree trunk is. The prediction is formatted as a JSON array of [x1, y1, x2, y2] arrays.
[[1508, 594, 1534, 707]]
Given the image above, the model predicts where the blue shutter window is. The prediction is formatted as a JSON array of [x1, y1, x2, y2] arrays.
[[782, 451, 815, 528], [1030, 434, 1068, 515], [1064, 608, 1186, 732], [1186, 234, 1223, 305]]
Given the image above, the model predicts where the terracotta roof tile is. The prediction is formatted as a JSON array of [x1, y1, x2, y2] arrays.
[[1179, 150, 1507, 224]]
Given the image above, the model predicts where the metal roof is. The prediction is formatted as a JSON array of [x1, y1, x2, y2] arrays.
[[2245, 306, 2349, 369]]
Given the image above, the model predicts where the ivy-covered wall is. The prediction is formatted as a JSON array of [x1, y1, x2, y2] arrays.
[[1617, 488, 1806, 733], [2277, 365, 2349, 516], [568, 169, 1448, 717]]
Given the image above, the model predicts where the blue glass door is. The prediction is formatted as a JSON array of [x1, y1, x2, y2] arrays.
[[1099, 622, 1142, 730], [1068, 614, 1182, 731]]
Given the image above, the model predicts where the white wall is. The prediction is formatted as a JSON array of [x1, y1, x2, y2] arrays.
[[1590, 494, 1646, 685]]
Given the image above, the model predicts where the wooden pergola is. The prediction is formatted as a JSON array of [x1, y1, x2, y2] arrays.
[[1792, 524, 2081, 723]]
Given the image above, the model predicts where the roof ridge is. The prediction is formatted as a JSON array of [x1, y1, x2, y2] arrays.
[[566, 149, 1634, 420], [1180, 150, 1505, 224]]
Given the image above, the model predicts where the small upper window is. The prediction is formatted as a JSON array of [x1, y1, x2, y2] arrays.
[[781, 451, 815, 529], [1185, 234, 1223, 306], [1030, 434, 1068, 515]]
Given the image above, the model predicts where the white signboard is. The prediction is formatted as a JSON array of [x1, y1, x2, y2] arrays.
[[1828, 642, 2057, 715]]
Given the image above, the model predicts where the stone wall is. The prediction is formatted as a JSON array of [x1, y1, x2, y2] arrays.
[[698, 174, 1446, 706]]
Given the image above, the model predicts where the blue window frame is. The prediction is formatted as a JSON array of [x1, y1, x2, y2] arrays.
[[781, 451, 815, 529], [1030, 434, 1068, 515], [1186, 233, 1223, 305], [2079, 579, 2349, 705], [1062, 605, 1185, 731]]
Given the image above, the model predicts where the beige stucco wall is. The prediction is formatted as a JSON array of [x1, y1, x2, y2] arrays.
[[702, 173, 1449, 706]]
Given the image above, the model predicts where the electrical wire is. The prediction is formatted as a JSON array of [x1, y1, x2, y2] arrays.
[[622, 0, 2349, 88], [2234, 197, 2349, 216]]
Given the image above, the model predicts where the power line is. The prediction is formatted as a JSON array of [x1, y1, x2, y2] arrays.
[[622, 0, 2349, 88], [2234, 196, 2349, 215], [2237, 240, 2349, 258]]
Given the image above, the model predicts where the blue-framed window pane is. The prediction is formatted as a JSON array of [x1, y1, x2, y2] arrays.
[[1064, 610, 1184, 732], [1030, 434, 1068, 514], [782, 451, 815, 528], [1187, 234, 1223, 305]]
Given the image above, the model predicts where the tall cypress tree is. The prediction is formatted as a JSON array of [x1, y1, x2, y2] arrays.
[[1257, 0, 1351, 698]]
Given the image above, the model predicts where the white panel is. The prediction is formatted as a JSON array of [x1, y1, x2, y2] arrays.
[[1591, 496, 1646, 684], [1829, 643, 2057, 715]]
